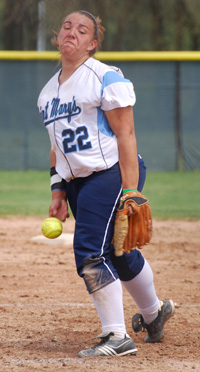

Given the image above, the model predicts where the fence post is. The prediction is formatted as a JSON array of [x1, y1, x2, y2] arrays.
[[37, 0, 46, 51], [175, 61, 184, 170]]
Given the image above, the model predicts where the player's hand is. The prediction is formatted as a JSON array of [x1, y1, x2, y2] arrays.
[[113, 190, 152, 256], [49, 198, 69, 222]]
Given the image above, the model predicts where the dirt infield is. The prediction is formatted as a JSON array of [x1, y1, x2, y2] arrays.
[[0, 217, 199, 372]]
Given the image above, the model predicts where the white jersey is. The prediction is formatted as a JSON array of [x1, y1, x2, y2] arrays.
[[37, 57, 136, 181]]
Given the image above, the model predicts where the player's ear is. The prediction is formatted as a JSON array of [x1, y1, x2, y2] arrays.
[[87, 39, 97, 53]]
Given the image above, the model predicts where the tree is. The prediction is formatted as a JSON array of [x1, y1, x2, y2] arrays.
[[2, 0, 38, 50], [1, 0, 200, 51], [149, 0, 166, 50]]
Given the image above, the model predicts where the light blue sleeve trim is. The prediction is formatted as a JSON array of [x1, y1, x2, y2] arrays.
[[101, 71, 131, 94], [97, 107, 114, 137], [98, 71, 132, 136]]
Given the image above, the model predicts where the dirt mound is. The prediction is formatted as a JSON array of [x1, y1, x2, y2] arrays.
[[0, 217, 199, 371]]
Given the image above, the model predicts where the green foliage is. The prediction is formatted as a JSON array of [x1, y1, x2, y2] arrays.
[[0, 170, 200, 219], [1, 0, 38, 50], [1, 0, 200, 51]]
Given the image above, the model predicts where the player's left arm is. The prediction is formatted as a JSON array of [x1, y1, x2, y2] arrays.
[[105, 106, 139, 190], [106, 106, 152, 255]]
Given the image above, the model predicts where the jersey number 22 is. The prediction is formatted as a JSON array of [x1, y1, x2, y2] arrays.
[[62, 126, 92, 153]]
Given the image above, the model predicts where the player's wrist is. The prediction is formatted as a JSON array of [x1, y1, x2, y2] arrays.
[[51, 191, 67, 201], [50, 167, 66, 192], [122, 188, 138, 194]]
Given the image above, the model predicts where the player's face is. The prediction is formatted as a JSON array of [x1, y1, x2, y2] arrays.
[[58, 13, 97, 61]]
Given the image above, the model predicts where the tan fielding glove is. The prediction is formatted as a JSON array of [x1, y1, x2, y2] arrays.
[[114, 190, 152, 256]]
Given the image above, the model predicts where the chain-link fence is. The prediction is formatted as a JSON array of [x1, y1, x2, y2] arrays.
[[0, 54, 199, 171]]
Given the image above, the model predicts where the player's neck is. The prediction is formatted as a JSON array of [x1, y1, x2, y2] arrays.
[[59, 56, 90, 85]]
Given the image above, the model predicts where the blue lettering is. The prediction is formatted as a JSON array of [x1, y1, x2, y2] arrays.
[[42, 96, 81, 125], [40, 101, 49, 121], [59, 104, 64, 115], [47, 96, 81, 123], [50, 98, 60, 117], [44, 101, 49, 120]]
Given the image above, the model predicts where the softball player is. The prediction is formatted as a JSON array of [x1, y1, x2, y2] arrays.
[[38, 10, 174, 357]]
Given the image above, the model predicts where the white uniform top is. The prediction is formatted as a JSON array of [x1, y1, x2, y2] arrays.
[[37, 57, 136, 181]]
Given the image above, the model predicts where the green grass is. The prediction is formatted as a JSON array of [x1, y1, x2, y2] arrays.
[[142, 170, 200, 219], [0, 170, 51, 217], [0, 170, 200, 219]]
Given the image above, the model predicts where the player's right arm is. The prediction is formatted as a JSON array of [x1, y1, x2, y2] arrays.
[[49, 150, 69, 222]]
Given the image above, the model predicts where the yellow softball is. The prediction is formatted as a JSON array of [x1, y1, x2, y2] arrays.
[[41, 217, 63, 239]]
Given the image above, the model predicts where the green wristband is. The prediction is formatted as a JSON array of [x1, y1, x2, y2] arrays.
[[123, 188, 138, 194]]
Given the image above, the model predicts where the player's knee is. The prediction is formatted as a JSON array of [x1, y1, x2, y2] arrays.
[[111, 249, 145, 281], [79, 257, 117, 294]]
